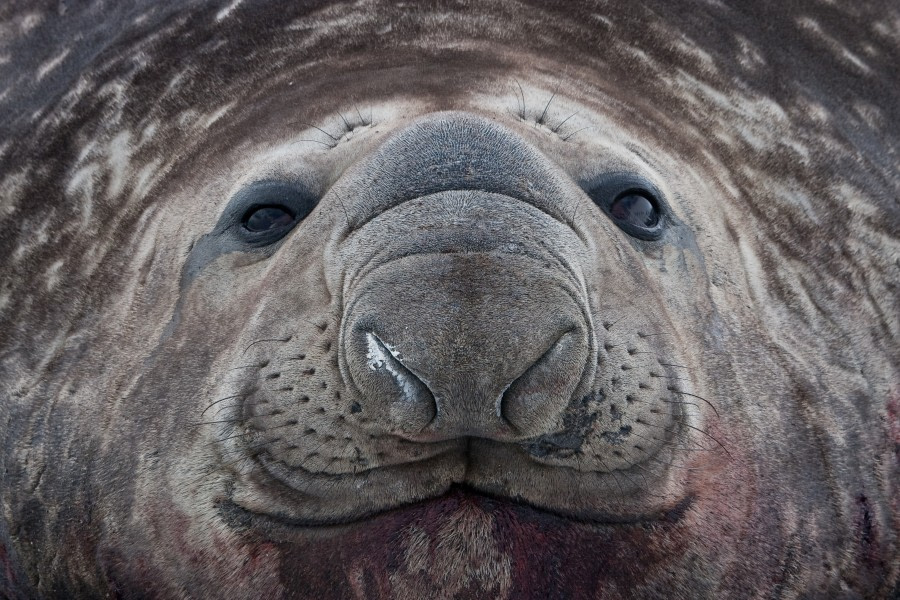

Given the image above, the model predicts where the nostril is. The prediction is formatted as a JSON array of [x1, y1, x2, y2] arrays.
[[499, 332, 565, 425], [499, 327, 585, 435]]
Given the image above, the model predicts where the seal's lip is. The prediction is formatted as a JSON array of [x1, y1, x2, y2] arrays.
[[227, 440, 690, 530], [219, 483, 694, 532], [255, 442, 461, 479]]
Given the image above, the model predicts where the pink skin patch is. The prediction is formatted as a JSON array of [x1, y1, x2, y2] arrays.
[[266, 488, 693, 599]]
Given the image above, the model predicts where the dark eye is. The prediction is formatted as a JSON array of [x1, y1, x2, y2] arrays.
[[583, 173, 667, 241], [217, 180, 318, 247], [243, 205, 295, 232], [609, 193, 659, 228]]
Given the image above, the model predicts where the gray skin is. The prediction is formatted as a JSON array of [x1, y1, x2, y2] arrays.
[[0, 1, 897, 598]]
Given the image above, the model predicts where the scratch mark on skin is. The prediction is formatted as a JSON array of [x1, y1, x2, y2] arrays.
[[796, 17, 873, 75], [35, 48, 70, 81], [366, 332, 419, 401], [216, 0, 244, 22]]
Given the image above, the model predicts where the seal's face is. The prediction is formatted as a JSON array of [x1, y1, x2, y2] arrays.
[[1, 2, 897, 598], [199, 110, 701, 528]]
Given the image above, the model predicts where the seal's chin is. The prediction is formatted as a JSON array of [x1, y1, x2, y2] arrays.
[[218, 483, 695, 597]]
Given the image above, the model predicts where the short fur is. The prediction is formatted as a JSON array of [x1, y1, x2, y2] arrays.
[[0, 1, 897, 598]]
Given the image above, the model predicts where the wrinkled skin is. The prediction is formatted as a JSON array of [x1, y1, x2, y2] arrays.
[[0, 1, 898, 598]]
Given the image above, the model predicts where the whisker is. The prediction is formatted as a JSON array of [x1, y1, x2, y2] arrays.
[[513, 79, 526, 119], [334, 190, 351, 228], [637, 330, 674, 338], [592, 455, 628, 509], [204, 399, 270, 416], [190, 417, 244, 427], [209, 418, 300, 446], [627, 462, 673, 498], [667, 388, 720, 418], [201, 392, 256, 416], [552, 111, 578, 133], [537, 90, 556, 125], [650, 373, 692, 382], [612, 467, 664, 502], [631, 420, 710, 450], [659, 399, 701, 412], [601, 315, 629, 331], [291, 138, 334, 148], [561, 126, 591, 141], [638, 329, 702, 338], [627, 429, 710, 453], [191, 409, 285, 428], [512, 81, 523, 117], [227, 362, 267, 371], [293, 121, 338, 141], [681, 424, 729, 456], [643, 418, 731, 458], [243, 337, 292, 355], [627, 443, 699, 471]]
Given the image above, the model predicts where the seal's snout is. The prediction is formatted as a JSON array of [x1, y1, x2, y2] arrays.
[[343, 252, 593, 442], [332, 113, 599, 451]]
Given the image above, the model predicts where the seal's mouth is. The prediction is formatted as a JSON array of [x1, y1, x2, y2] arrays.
[[223, 429, 690, 531], [220, 482, 693, 534]]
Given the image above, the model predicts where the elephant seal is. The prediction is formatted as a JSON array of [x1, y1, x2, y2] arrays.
[[0, 1, 897, 598]]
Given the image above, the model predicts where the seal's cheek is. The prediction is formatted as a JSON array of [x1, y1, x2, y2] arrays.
[[174, 236, 328, 340], [666, 417, 780, 589], [97, 496, 285, 597]]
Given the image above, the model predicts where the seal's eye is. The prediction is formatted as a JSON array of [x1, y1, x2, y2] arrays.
[[218, 180, 318, 247], [609, 193, 659, 228], [583, 173, 667, 241], [243, 206, 295, 232]]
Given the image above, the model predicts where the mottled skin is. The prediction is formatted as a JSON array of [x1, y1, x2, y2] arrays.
[[0, 1, 898, 599]]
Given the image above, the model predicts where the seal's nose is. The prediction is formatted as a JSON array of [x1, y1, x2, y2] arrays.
[[342, 252, 592, 442]]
